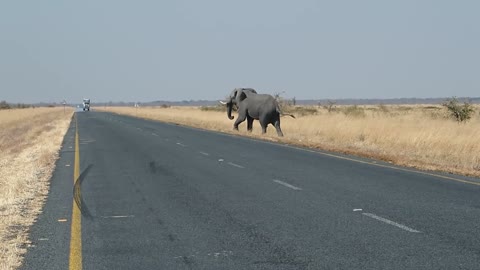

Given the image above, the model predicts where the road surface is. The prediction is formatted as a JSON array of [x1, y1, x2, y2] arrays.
[[22, 111, 480, 269]]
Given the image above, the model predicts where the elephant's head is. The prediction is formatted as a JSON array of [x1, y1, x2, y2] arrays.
[[220, 88, 257, 120]]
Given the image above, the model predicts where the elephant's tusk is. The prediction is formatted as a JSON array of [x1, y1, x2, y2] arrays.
[[219, 100, 227, 105]]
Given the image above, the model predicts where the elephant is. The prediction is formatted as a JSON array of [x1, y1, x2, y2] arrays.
[[220, 88, 295, 137]]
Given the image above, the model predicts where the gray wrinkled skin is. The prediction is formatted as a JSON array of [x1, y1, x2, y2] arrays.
[[223, 88, 294, 137]]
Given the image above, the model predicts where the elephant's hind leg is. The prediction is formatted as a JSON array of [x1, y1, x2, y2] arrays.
[[259, 119, 268, 134], [261, 126, 267, 134], [274, 120, 284, 137]]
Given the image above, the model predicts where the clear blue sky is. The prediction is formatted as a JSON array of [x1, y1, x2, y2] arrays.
[[1, 0, 479, 103]]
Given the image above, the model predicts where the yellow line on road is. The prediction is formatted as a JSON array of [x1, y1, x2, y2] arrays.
[[69, 115, 82, 270]]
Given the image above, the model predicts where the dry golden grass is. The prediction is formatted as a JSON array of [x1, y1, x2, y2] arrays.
[[0, 107, 73, 270], [102, 104, 480, 177]]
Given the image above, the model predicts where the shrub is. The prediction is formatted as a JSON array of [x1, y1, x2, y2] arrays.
[[378, 104, 389, 113], [0, 100, 11, 110], [397, 106, 413, 112], [322, 100, 337, 113], [442, 97, 475, 122], [342, 105, 366, 118], [274, 91, 294, 113], [200, 104, 227, 112], [290, 106, 317, 116], [16, 103, 31, 109]]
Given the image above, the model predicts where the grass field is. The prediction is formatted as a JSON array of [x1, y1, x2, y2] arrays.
[[0, 107, 73, 270], [101, 104, 480, 178]]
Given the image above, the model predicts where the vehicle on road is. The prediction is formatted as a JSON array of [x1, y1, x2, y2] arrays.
[[83, 99, 90, 111]]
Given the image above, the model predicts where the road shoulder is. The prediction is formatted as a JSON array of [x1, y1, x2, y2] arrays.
[[20, 120, 76, 270]]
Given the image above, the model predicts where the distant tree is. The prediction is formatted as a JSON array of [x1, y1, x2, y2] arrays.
[[273, 91, 285, 101], [442, 97, 475, 122], [16, 103, 30, 109], [323, 100, 336, 113], [0, 100, 11, 110], [273, 91, 290, 112]]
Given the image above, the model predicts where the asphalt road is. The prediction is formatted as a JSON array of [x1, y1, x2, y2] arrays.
[[22, 111, 480, 269]]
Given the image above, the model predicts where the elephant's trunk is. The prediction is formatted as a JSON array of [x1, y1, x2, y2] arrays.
[[227, 102, 234, 120]]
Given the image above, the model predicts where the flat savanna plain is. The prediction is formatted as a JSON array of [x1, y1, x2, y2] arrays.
[[102, 104, 480, 178], [0, 108, 73, 270]]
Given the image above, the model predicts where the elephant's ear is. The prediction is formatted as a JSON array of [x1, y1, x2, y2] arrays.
[[230, 89, 238, 99], [238, 90, 248, 102]]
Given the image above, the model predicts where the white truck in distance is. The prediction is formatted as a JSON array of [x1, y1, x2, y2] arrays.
[[83, 99, 90, 111]]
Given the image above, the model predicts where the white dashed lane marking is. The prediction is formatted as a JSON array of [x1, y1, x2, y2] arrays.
[[176, 142, 187, 147], [101, 215, 135, 219], [362, 213, 420, 233], [227, 162, 244, 169], [199, 151, 210, 156], [272, 179, 302, 191]]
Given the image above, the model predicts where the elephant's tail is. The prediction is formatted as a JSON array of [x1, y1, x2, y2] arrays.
[[276, 106, 296, 119], [282, 113, 296, 119]]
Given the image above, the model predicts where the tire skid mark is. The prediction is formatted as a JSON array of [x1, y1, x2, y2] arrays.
[[73, 164, 94, 219]]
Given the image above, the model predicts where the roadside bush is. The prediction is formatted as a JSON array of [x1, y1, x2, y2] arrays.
[[397, 106, 413, 112], [378, 104, 389, 113], [0, 100, 11, 110], [16, 103, 31, 109], [342, 105, 366, 118], [290, 106, 317, 116], [274, 91, 296, 115], [442, 97, 475, 122], [322, 100, 337, 113], [420, 105, 444, 120], [200, 104, 227, 112]]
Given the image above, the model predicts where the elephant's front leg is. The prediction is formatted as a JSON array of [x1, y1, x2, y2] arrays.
[[246, 115, 254, 132], [233, 112, 247, 131]]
